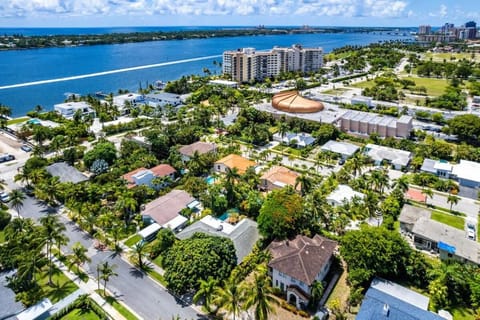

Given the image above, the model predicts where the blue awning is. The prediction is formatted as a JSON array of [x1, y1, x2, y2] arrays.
[[438, 241, 456, 254]]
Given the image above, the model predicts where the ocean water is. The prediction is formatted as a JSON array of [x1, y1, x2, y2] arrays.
[[0, 28, 412, 116]]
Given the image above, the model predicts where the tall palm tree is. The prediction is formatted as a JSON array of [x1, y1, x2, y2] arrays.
[[99, 261, 118, 296], [193, 277, 218, 313], [368, 169, 390, 194], [295, 174, 312, 196], [422, 188, 434, 205], [393, 175, 409, 193], [244, 268, 277, 320], [69, 242, 91, 273], [213, 276, 245, 320], [131, 241, 148, 270], [447, 194, 460, 212], [39, 214, 68, 285], [224, 167, 241, 205], [9, 189, 26, 217], [278, 122, 290, 142]]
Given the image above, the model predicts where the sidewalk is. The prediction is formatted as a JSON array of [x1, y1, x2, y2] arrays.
[[51, 256, 142, 320], [37, 288, 85, 320]]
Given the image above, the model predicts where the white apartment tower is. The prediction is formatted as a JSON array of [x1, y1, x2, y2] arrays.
[[223, 44, 323, 82]]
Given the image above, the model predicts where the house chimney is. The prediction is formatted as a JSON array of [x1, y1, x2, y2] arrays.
[[382, 304, 390, 316]]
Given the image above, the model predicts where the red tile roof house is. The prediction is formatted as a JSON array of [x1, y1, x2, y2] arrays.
[[267, 234, 338, 310], [122, 164, 176, 189]]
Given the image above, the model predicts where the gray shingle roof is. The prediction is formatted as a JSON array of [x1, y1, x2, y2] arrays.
[[46, 162, 88, 184], [176, 218, 259, 264]]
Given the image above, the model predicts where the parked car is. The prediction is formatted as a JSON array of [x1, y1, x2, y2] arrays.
[[21, 145, 32, 152], [0, 153, 15, 163], [0, 192, 10, 203], [467, 222, 476, 241]]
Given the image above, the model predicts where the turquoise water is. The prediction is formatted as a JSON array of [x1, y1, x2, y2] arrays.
[[219, 208, 239, 221], [0, 29, 412, 116], [27, 118, 41, 125], [205, 176, 216, 185]]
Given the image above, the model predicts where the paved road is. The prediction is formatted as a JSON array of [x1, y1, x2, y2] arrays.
[[1, 172, 203, 320], [87, 252, 203, 320]]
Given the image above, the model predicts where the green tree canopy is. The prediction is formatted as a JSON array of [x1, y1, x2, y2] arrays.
[[340, 226, 428, 289], [445, 114, 480, 143], [163, 233, 237, 295], [257, 187, 305, 240], [83, 140, 117, 168]]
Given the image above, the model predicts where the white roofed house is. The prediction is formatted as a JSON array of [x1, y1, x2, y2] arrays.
[[320, 140, 360, 160], [364, 144, 411, 170], [452, 160, 480, 188], [54, 101, 96, 119], [326, 184, 365, 206], [112, 93, 144, 115]]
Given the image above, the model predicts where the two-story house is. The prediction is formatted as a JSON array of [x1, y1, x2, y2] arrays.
[[267, 234, 337, 309]]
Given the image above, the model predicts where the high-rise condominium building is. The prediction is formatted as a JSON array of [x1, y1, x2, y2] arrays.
[[418, 25, 432, 35], [223, 44, 323, 83]]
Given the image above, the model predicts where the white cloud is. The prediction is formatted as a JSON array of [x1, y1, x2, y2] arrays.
[[0, 0, 411, 19], [429, 4, 448, 18]]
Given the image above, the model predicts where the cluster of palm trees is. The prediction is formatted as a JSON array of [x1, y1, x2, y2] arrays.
[[193, 266, 278, 320], [0, 214, 69, 306]]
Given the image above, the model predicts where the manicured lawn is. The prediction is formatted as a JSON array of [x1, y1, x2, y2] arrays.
[[124, 234, 141, 247], [402, 76, 449, 97], [431, 210, 465, 230], [36, 268, 78, 303], [424, 52, 480, 63], [0, 229, 5, 243], [6, 117, 29, 125], [60, 308, 101, 320], [96, 290, 138, 320], [323, 88, 350, 95], [326, 269, 350, 313], [350, 79, 375, 89]]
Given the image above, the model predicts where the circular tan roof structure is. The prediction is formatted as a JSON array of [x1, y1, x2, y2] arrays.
[[272, 91, 324, 113]]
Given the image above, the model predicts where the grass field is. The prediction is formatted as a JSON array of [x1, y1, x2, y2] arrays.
[[124, 234, 141, 247], [402, 76, 449, 96], [431, 210, 465, 230], [0, 230, 5, 243], [37, 268, 79, 303], [61, 308, 101, 320], [424, 52, 480, 63], [350, 80, 375, 89], [322, 88, 351, 95], [6, 117, 29, 125]]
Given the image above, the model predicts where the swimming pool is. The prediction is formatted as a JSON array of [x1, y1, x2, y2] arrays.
[[205, 176, 216, 185], [27, 118, 41, 125]]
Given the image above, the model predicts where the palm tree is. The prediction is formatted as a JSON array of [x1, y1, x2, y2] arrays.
[[295, 174, 312, 196], [193, 277, 218, 313], [213, 276, 245, 320], [224, 167, 241, 205], [131, 241, 148, 270], [244, 267, 277, 320], [368, 169, 390, 194], [347, 154, 366, 177], [69, 242, 91, 273], [278, 122, 290, 142], [447, 194, 460, 212], [99, 261, 118, 296], [39, 214, 68, 285], [393, 175, 409, 193], [422, 188, 434, 205], [9, 189, 26, 217]]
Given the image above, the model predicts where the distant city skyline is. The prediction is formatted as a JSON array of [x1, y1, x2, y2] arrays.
[[0, 0, 478, 28]]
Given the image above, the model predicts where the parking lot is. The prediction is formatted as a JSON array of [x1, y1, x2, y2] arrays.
[[0, 131, 30, 162]]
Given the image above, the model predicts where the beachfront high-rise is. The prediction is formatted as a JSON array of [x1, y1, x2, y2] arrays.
[[223, 44, 323, 82]]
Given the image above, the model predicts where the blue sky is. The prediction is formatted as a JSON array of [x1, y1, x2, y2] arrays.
[[0, 0, 478, 28]]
